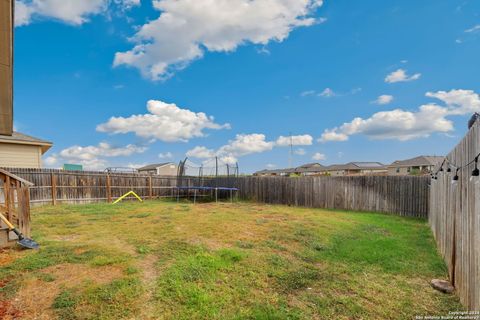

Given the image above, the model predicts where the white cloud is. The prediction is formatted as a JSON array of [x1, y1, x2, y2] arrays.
[[319, 88, 335, 97], [373, 94, 394, 105], [188, 133, 316, 164], [276, 134, 313, 146], [385, 69, 421, 83], [125, 162, 148, 169], [219, 155, 238, 165], [113, 0, 140, 10], [294, 148, 306, 156], [97, 100, 230, 142], [186, 146, 216, 159], [300, 90, 316, 97], [317, 17, 327, 24], [320, 105, 452, 142], [46, 142, 147, 170], [158, 152, 173, 159], [312, 152, 326, 161], [426, 89, 480, 115], [15, 0, 107, 26], [44, 156, 58, 166], [465, 25, 480, 33], [113, 0, 324, 80], [219, 134, 274, 156], [320, 89, 480, 142], [59, 142, 146, 159], [15, 0, 140, 26], [15, 1, 35, 26], [319, 129, 349, 142], [266, 163, 277, 169], [186, 133, 275, 165]]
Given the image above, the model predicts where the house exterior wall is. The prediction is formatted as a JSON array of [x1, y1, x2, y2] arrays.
[[388, 165, 434, 176], [359, 169, 388, 175], [157, 164, 177, 176], [139, 164, 178, 176], [139, 169, 157, 175], [0, 143, 43, 168], [389, 167, 409, 175]]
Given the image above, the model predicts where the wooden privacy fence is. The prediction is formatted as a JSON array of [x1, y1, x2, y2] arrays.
[[2, 168, 429, 217], [211, 175, 430, 218], [430, 120, 480, 311], [1, 168, 212, 205]]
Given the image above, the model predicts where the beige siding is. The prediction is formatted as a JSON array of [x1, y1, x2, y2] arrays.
[[388, 166, 434, 176], [388, 167, 409, 176], [0, 143, 43, 168], [157, 164, 177, 176]]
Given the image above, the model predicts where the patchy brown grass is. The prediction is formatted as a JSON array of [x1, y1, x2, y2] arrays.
[[8, 264, 123, 320], [0, 200, 464, 319]]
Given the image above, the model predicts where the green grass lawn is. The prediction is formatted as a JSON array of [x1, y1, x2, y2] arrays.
[[0, 201, 462, 319]]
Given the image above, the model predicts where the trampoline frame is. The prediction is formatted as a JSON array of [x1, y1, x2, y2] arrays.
[[176, 158, 240, 203]]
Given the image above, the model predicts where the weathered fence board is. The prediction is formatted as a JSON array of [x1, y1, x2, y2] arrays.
[[2, 168, 429, 218], [430, 120, 480, 311], [211, 175, 429, 218], [1, 168, 190, 205]]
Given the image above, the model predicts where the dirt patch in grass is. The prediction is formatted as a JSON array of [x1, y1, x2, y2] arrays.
[[8, 263, 122, 320], [137, 254, 158, 319], [0, 300, 23, 320], [1, 201, 464, 319], [0, 249, 25, 267]]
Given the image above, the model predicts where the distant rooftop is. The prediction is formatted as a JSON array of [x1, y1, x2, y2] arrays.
[[389, 156, 444, 168], [138, 162, 175, 171], [0, 131, 52, 153], [327, 162, 385, 171], [254, 161, 389, 175]]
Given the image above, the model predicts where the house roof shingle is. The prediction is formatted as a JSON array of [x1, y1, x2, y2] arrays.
[[138, 162, 175, 171], [327, 162, 385, 171], [388, 156, 444, 168], [0, 131, 52, 153]]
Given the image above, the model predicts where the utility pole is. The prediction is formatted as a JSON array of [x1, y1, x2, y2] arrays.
[[288, 132, 293, 168]]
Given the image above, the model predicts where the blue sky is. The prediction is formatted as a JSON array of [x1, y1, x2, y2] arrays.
[[13, 0, 480, 173]]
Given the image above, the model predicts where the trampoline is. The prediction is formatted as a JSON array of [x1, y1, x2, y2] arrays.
[[176, 158, 240, 203]]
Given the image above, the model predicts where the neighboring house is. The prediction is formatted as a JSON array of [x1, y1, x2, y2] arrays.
[[388, 156, 444, 176], [254, 163, 327, 176], [326, 162, 387, 176], [253, 168, 295, 176], [138, 162, 178, 176], [0, 132, 52, 168], [295, 163, 328, 176], [254, 162, 387, 177]]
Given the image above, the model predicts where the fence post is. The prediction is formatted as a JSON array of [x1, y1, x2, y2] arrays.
[[148, 176, 153, 200], [106, 174, 112, 203], [51, 173, 57, 206]]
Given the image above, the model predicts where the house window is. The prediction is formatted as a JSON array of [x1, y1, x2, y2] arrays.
[[396, 168, 400, 173]]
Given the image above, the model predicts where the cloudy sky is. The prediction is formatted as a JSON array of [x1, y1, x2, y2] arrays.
[[13, 0, 480, 173]]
